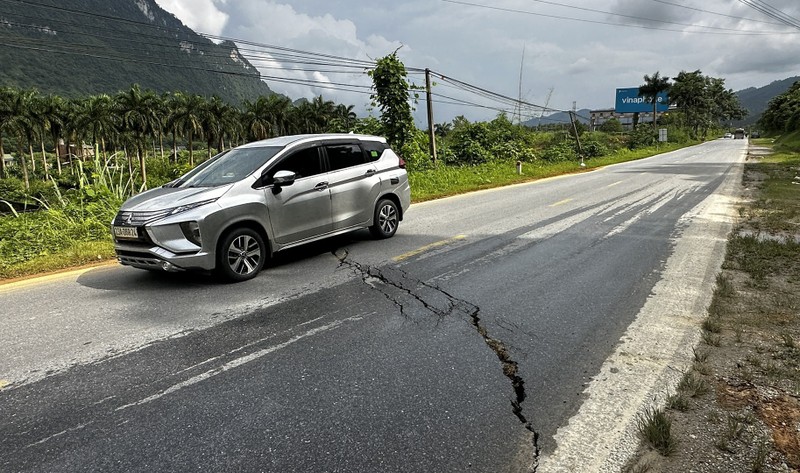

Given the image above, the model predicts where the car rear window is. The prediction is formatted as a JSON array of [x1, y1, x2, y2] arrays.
[[361, 141, 389, 162], [326, 144, 366, 171]]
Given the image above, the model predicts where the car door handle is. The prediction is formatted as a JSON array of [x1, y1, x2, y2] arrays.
[[365, 169, 377, 177], [314, 182, 329, 191]]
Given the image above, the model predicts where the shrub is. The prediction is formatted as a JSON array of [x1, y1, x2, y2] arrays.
[[541, 141, 577, 162]]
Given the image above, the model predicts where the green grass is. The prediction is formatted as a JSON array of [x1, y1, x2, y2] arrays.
[[409, 142, 689, 202], [636, 406, 677, 456], [0, 240, 115, 280]]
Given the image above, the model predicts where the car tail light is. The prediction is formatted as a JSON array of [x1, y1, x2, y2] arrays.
[[398, 156, 406, 169]]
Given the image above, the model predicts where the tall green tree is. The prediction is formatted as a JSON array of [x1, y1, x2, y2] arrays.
[[638, 71, 671, 132], [759, 81, 800, 133], [78, 94, 116, 162], [167, 92, 205, 166], [670, 70, 710, 139], [116, 84, 161, 187], [368, 51, 416, 152], [0, 86, 18, 177], [242, 96, 273, 141]]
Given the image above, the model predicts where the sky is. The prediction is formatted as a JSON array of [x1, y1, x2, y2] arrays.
[[153, 0, 800, 124]]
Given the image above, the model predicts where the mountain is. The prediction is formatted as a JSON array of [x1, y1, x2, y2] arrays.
[[522, 109, 591, 128], [0, 0, 274, 104], [734, 76, 800, 127]]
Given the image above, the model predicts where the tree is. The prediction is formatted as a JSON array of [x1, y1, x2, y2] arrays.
[[368, 51, 417, 152], [78, 94, 116, 162], [242, 96, 272, 141], [0, 86, 18, 177], [5, 88, 37, 189], [638, 71, 671, 132], [116, 84, 161, 187], [38, 94, 67, 175], [759, 81, 800, 133], [167, 92, 205, 166], [670, 70, 710, 139]]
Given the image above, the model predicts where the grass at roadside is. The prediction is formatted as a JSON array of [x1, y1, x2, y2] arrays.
[[0, 141, 692, 283], [410, 142, 689, 202], [625, 138, 800, 472]]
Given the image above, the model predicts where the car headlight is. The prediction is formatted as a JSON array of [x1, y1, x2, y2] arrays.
[[168, 199, 218, 216]]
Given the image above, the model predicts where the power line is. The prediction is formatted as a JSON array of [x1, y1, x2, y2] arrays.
[[647, 0, 786, 26], [737, 0, 800, 30], [441, 0, 799, 35], [519, 0, 772, 33]]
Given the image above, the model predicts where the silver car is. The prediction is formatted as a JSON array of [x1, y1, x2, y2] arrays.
[[111, 134, 411, 282]]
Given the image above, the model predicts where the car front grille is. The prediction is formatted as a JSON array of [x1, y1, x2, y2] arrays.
[[113, 209, 172, 226]]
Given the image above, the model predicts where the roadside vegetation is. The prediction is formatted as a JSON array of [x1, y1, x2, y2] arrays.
[[626, 129, 800, 471], [0, 54, 745, 280]]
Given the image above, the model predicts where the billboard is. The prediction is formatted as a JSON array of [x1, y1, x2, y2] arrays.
[[615, 88, 669, 114]]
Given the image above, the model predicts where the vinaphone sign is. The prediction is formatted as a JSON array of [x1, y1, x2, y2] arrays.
[[615, 88, 669, 114]]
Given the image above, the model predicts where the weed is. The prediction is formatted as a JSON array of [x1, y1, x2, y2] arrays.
[[702, 330, 722, 347], [715, 273, 736, 298], [782, 333, 797, 349], [715, 413, 746, 453], [636, 406, 677, 456], [666, 393, 690, 412], [678, 372, 710, 398], [745, 353, 762, 368], [693, 347, 709, 363], [693, 361, 712, 376], [702, 317, 723, 334], [750, 438, 771, 473]]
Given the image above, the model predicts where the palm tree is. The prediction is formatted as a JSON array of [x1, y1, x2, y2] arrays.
[[0, 86, 18, 177], [116, 84, 161, 187], [200, 96, 224, 160], [332, 104, 357, 132], [38, 94, 67, 176], [78, 94, 116, 163], [168, 92, 205, 166], [6, 88, 37, 189], [243, 96, 272, 141], [638, 72, 671, 132]]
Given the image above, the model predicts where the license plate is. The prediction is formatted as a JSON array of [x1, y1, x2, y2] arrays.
[[113, 226, 139, 239]]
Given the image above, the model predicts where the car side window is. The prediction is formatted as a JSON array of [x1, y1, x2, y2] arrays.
[[325, 144, 367, 171], [361, 141, 388, 163], [270, 147, 323, 180]]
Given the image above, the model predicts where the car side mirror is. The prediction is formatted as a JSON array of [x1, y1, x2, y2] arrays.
[[272, 170, 296, 186], [268, 170, 296, 194]]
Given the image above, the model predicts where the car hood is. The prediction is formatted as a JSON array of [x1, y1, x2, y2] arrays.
[[120, 184, 233, 212]]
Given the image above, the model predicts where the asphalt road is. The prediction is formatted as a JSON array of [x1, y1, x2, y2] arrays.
[[0, 139, 745, 472]]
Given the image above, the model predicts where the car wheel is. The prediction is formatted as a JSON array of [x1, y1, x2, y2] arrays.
[[370, 198, 399, 239], [216, 227, 266, 282]]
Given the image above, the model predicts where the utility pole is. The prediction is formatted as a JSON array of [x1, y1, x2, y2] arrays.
[[569, 107, 585, 167], [425, 68, 437, 164], [516, 45, 525, 125]]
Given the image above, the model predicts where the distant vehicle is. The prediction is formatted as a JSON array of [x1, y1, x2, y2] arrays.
[[724, 133, 732, 139], [733, 128, 746, 139], [111, 134, 411, 282]]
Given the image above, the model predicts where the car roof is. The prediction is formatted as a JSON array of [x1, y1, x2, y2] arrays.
[[238, 134, 387, 149]]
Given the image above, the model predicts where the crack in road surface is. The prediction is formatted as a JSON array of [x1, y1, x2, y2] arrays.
[[334, 250, 541, 471]]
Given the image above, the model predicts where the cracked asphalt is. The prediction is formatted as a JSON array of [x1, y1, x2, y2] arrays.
[[0, 140, 744, 472]]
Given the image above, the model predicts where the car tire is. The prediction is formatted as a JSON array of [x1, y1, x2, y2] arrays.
[[369, 198, 399, 239], [216, 227, 266, 282]]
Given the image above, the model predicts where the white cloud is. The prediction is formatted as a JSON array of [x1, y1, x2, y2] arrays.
[[153, 0, 800, 122], [153, 0, 229, 37]]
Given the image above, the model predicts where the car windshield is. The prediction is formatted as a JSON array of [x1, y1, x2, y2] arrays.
[[178, 146, 284, 187]]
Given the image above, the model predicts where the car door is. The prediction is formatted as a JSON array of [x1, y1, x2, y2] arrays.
[[263, 145, 332, 244], [324, 142, 381, 230]]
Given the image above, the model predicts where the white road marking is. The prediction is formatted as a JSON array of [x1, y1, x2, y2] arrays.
[[115, 315, 365, 412]]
